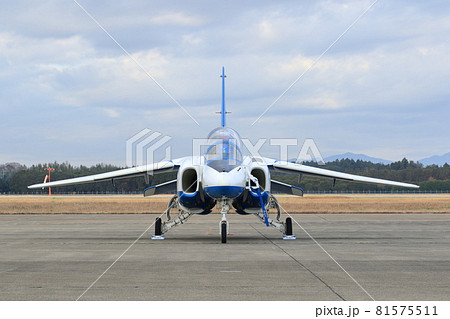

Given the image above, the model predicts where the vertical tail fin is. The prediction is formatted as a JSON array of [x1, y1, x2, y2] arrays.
[[220, 66, 226, 127]]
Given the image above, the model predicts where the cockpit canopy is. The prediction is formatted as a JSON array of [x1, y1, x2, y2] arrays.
[[205, 127, 243, 172]]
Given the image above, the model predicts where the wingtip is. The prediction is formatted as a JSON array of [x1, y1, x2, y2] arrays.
[[28, 184, 45, 189]]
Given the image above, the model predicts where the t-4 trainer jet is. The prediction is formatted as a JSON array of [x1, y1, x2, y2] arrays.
[[29, 68, 419, 243]]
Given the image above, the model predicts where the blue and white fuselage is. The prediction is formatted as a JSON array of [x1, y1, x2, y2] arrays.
[[175, 125, 272, 216], [202, 126, 246, 200]]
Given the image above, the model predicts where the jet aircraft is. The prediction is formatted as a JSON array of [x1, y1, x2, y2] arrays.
[[29, 68, 419, 243]]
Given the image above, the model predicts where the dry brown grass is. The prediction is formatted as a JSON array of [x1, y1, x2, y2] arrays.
[[1, 194, 449, 214], [277, 195, 450, 213], [0, 195, 166, 214]]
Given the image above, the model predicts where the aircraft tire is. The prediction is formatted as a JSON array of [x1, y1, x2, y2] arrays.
[[155, 217, 162, 236], [221, 221, 227, 244], [285, 217, 293, 236]]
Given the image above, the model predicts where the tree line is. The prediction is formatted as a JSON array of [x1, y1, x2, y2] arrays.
[[273, 158, 450, 192], [1, 158, 449, 194], [0, 162, 176, 194]]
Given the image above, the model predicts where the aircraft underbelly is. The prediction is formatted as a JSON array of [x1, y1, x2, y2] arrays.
[[233, 189, 269, 214], [177, 190, 215, 214], [203, 185, 245, 199]]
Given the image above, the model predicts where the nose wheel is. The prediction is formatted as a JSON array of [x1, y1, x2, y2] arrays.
[[219, 200, 231, 244], [221, 221, 227, 243]]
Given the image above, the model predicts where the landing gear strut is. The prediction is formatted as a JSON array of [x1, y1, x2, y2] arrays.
[[268, 194, 282, 221], [152, 195, 193, 239], [219, 200, 231, 244], [254, 206, 296, 239]]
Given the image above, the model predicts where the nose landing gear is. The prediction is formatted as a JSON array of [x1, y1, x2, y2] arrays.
[[219, 200, 230, 244], [221, 221, 228, 243]]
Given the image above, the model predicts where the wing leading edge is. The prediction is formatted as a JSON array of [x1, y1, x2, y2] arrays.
[[28, 159, 184, 189], [265, 159, 420, 189]]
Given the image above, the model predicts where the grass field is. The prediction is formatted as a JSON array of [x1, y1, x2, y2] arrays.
[[0, 194, 449, 214]]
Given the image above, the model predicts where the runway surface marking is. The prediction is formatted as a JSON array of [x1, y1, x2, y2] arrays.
[[278, 204, 377, 301], [250, 224, 346, 301], [75, 211, 166, 301]]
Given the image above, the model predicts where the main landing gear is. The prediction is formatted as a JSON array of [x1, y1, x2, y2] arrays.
[[285, 216, 293, 236], [254, 194, 296, 239], [152, 195, 193, 240], [254, 212, 295, 239]]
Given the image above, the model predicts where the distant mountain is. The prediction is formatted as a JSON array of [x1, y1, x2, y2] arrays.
[[418, 152, 450, 166], [324, 152, 392, 164]]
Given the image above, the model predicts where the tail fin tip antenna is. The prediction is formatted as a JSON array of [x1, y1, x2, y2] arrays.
[[221, 67, 226, 127]]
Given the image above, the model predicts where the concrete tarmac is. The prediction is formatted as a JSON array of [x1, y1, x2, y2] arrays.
[[0, 213, 449, 300]]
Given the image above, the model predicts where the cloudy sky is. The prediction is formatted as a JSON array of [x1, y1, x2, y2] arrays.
[[1, 0, 449, 166]]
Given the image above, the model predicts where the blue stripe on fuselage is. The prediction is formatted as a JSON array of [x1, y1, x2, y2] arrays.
[[203, 185, 245, 199]]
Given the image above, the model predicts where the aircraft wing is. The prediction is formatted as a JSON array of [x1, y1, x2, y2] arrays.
[[28, 158, 185, 189], [264, 158, 420, 189]]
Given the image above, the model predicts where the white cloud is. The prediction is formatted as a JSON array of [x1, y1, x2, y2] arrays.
[[1, 0, 449, 165], [0, 32, 94, 64], [149, 12, 207, 26], [103, 108, 120, 118], [300, 96, 341, 110]]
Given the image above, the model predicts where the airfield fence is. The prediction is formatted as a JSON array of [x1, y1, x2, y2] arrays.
[[1, 190, 449, 195]]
